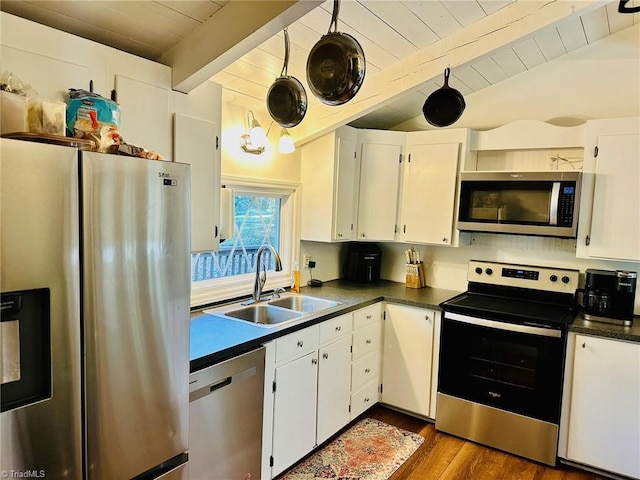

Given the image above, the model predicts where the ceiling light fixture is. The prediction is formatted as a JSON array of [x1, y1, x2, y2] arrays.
[[240, 112, 296, 155]]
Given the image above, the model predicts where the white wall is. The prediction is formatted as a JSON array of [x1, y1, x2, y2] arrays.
[[220, 98, 301, 182]]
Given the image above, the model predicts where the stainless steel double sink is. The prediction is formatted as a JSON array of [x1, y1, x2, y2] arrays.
[[205, 293, 343, 328]]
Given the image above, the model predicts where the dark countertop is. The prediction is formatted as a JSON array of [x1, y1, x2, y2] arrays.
[[189, 279, 461, 372], [569, 315, 640, 343], [189, 279, 640, 373]]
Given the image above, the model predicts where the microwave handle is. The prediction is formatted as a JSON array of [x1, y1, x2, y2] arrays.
[[549, 182, 560, 226]]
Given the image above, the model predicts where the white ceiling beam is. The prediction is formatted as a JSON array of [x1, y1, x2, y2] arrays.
[[292, 0, 608, 146], [160, 0, 323, 93]]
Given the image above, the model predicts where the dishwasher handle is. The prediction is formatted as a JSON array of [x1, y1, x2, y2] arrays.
[[189, 366, 257, 403]]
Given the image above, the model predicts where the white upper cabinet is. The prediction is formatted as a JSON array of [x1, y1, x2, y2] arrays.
[[356, 130, 405, 242], [115, 75, 172, 160], [174, 113, 221, 253], [577, 117, 640, 262], [401, 129, 471, 246], [301, 126, 359, 242]]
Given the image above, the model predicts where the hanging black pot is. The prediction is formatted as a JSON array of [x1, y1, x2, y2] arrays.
[[422, 68, 466, 127], [267, 28, 307, 128], [306, 0, 366, 106]]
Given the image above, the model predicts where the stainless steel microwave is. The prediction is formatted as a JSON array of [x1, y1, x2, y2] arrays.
[[457, 171, 581, 237]]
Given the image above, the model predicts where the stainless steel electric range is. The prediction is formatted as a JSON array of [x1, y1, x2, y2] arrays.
[[438, 260, 580, 466]]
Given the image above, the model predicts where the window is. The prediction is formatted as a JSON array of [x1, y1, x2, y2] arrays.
[[192, 194, 281, 281], [191, 177, 300, 307]]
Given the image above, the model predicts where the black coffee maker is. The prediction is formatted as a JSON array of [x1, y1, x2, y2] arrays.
[[582, 269, 637, 326]]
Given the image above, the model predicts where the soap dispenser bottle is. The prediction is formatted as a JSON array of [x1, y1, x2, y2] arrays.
[[292, 260, 300, 293]]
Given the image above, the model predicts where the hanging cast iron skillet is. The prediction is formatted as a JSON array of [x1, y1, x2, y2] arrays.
[[267, 28, 307, 128], [306, 0, 365, 106], [422, 68, 466, 127]]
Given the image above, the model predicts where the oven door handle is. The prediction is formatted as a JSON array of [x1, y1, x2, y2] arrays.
[[444, 312, 562, 338]]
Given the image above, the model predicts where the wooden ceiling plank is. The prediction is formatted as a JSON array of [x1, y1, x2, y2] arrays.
[[477, 0, 512, 16], [292, 0, 607, 145], [581, 5, 611, 43], [442, 1, 488, 28], [448, 72, 475, 96], [160, 0, 323, 93], [338, 0, 418, 59], [18, 1, 182, 51], [512, 38, 547, 69], [87, 2, 190, 44], [402, 1, 464, 39], [491, 48, 527, 77], [454, 65, 491, 91], [1, 1, 166, 59], [556, 17, 589, 52], [533, 27, 567, 61], [360, 1, 440, 50], [605, 1, 634, 32], [155, 1, 225, 23], [471, 57, 509, 84]]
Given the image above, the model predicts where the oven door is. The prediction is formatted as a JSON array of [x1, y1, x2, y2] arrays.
[[438, 312, 565, 424]]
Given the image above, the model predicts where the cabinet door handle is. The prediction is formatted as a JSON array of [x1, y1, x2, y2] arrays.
[[323, 352, 329, 359], [365, 368, 371, 374], [425, 315, 431, 321], [337, 233, 343, 238], [297, 340, 304, 348], [442, 237, 448, 243], [364, 397, 370, 403], [312, 358, 318, 365], [361, 233, 366, 238], [366, 339, 372, 344], [335, 326, 342, 332], [366, 315, 372, 319], [582, 342, 586, 348]]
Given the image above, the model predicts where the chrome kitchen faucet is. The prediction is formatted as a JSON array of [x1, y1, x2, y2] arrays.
[[245, 245, 283, 304]]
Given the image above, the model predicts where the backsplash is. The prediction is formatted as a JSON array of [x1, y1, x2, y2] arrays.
[[302, 236, 640, 315]]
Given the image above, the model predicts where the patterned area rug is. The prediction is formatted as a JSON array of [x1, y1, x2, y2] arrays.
[[280, 417, 424, 480]]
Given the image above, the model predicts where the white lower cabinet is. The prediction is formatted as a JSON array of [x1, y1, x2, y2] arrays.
[[270, 326, 319, 477], [316, 335, 352, 444], [350, 303, 383, 420], [268, 314, 354, 478], [381, 303, 436, 418], [566, 334, 640, 479]]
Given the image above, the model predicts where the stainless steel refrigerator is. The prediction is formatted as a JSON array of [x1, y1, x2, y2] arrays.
[[0, 138, 190, 479]]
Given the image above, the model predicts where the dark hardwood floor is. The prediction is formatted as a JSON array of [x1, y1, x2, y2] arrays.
[[365, 405, 607, 480]]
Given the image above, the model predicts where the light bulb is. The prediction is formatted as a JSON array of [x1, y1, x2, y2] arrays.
[[278, 128, 295, 154]]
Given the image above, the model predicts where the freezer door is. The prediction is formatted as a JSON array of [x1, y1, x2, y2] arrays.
[[81, 152, 190, 479], [0, 139, 82, 479]]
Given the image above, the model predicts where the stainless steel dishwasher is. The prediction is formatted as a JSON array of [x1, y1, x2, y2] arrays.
[[189, 347, 265, 480]]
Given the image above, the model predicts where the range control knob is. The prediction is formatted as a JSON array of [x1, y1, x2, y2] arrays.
[[475, 267, 483, 275], [561, 276, 571, 284], [550, 275, 558, 282], [485, 268, 493, 275]]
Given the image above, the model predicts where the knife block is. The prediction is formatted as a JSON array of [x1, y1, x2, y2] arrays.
[[405, 262, 426, 289]]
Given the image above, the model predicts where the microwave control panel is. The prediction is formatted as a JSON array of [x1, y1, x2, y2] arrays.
[[557, 183, 577, 226]]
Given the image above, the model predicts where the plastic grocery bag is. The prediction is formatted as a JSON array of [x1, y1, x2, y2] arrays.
[[67, 88, 121, 151]]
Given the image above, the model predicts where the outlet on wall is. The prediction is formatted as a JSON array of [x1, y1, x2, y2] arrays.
[[303, 253, 311, 268]]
